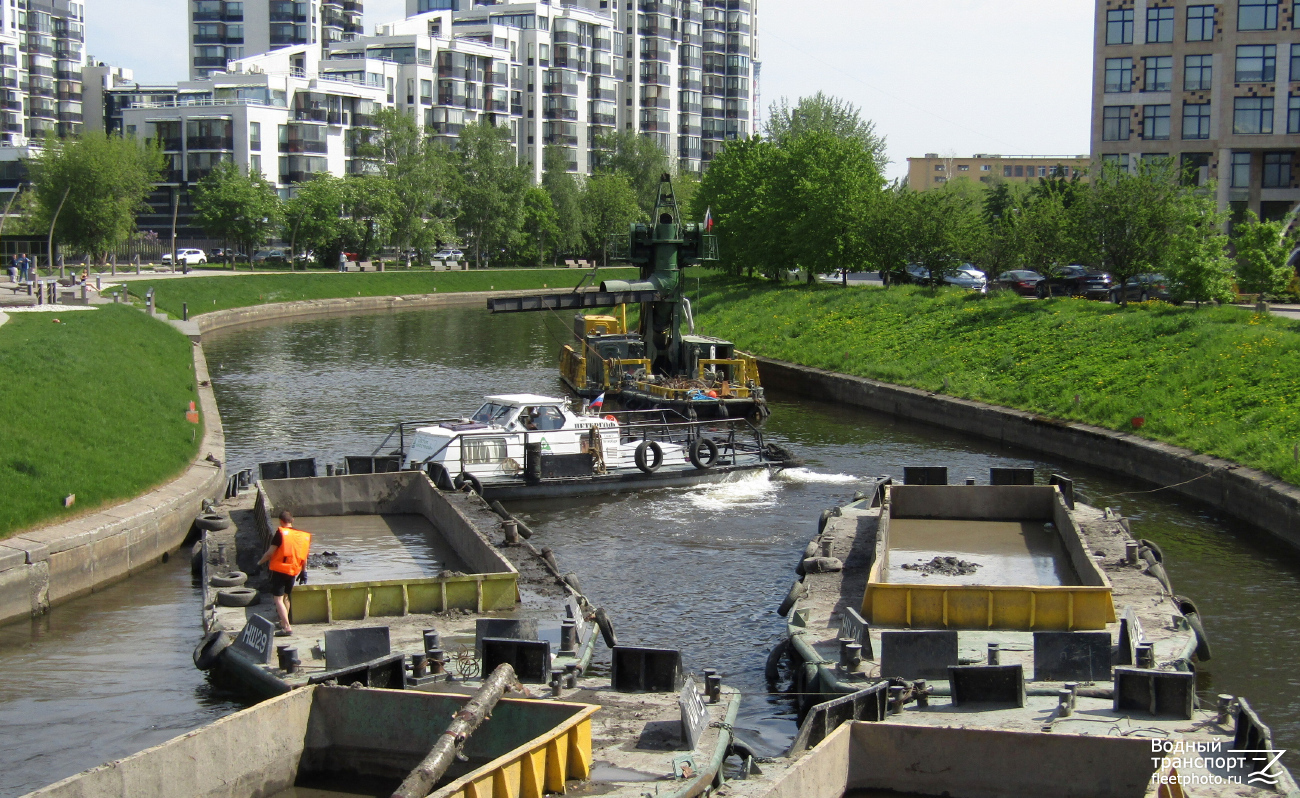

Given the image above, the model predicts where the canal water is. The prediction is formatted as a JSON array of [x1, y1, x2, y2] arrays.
[[1, 303, 1298, 796]]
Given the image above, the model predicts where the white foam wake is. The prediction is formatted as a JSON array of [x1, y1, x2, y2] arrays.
[[774, 468, 861, 485]]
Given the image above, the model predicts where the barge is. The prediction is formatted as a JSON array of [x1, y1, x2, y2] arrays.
[[758, 468, 1297, 797]]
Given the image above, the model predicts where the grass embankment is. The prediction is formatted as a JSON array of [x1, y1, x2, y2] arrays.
[[128, 268, 639, 319], [0, 305, 200, 538], [692, 277, 1300, 486]]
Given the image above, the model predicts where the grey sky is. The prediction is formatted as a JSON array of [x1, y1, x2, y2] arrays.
[[90, 1, 1093, 181]]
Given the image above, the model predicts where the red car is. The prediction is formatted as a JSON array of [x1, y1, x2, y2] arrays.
[[992, 270, 1043, 296]]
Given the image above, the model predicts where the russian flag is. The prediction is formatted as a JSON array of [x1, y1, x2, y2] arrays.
[[591, 392, 605, 408], [703, 206, 713, 232]]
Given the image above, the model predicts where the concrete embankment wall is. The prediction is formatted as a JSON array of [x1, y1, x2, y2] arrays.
[[0, 319, 226, 627], [759, 357, 1300, 553]]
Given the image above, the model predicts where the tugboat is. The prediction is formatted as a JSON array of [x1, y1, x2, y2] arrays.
[[395, 393, 789, 501], [488, 175, 769, 422]]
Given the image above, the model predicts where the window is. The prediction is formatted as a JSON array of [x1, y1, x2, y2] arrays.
[[1294, 45, 1300, 85], [1180, 152, 1212, 185], [1143, 104, 1171, 139], [1014, 165, 1024, 176], [1231, 152, 1252, 187], [248, 120, 260, 151], [1105, 57, 1133, 92], [934, 176, 946, 184], [1236, 45, 1276, 82], [463, 437, 508, 465], [1103, 105, 1133, 141], [1003, 165, 1013, 176], [934, 163, 945, 171], [1144, 56, 1173, 91], [1290, 94, 1300, 133], [1102, 153, 1130, 172], [958, 164, 969, 171], [980, 164, 992, 171], [1147, 6, 1174, 42], [1237, 0, 1278, 29], [249, 153, 261, 175], [1234, 96, 1274, 133], [1107, 8, 1134, 44], [1184, 54, 1213, 90], [1186, 5, 1216, 40], [1262, 152, 1292, 187], [1183, 102, 1212, 138]]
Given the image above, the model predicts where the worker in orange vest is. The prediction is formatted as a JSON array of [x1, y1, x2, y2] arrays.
[[258, 510, 312, 636]]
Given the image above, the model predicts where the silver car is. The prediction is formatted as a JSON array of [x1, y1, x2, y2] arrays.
[[944, 266, 988, 293]]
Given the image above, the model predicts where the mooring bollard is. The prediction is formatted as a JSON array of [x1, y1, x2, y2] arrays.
[[549, 669, 563, 697], [914, 679, 929, 707], [564, 663, 579, 688], [1057, 689, 1073, 717], [889, 685, 906, 714], [1063, 682, 1079, 709], [1217, 694, 1234, 724], [1125, 540, 1139, 564], [277, 646, 299, 674], [987, 642, 1000, 665], [560, 620, 577, 655], [502, 520, 519, 545], [703, 668, 721, 703], [423, 630, 441, 654], [326, 463, 334, 476], [411, 652, 428, 678], [1137, 642, 1155, 669]]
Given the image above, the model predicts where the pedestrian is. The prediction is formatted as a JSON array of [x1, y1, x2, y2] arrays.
[[338, 250, 347, 272], [18, 252, 30, 282], [6, 254, 15, 284], [257, 510, 312, 636]]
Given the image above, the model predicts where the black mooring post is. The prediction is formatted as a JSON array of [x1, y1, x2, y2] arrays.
[[183, 302, 188, 321]]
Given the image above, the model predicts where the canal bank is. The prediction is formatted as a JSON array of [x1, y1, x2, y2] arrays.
[[756, 357, 1300, 554]]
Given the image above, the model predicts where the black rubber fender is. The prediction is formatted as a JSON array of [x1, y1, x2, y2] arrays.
[[1139, 538, 1164, 563], [764, 638, 791, 685], [428, 462, 455, 491], [454, 472, 483, 495], [190, 541, 204, 576], [688, 437, 719, 470], [209, 571, 247, 588], [594, 606, 618, 648], [1174, 595, 1213, 661], [817, 509, 832, 534], [777, 579, 806, 616], [634, 440, 663, 473], [216, 587, 259, 607], [195, 513, 230, 532], [1147, 561, 1173, 594], [489, 499, 511, 519], [193, 630, 231, 670]]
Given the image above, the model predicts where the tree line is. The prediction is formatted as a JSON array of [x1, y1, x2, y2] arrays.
[[695, 94, 1299, 305]]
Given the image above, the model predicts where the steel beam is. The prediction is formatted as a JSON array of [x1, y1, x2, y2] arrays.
[[487, 290, 661, 313]]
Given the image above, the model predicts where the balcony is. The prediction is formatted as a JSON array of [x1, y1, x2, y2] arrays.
[[187, 135, 234, 150], [56, 111, 80, 123], [268, 11, 308, 22], [280, 139, 328, 154], [641, 97, 670, 109], [543, 82, 580, 96], [294, 108, 329, 123], [543, 133, 579, 147], [591, 111, 616, 125], [640, 120, 672, 132], [679, 146, 702, 159], [193, 10, 221, 20], [543, 107, 578, 120], [158, 136, 183, 151], [163, 169, 185, 183], [56, 90, 81, 102], [280, 171, 325, 184], [193, 56, 228, 67], [29, 107, 56, 120]]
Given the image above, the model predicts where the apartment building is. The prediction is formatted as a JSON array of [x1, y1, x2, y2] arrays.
[[1091, 0, 1300, 220], [906, 153, 1091, 191], [189, 0, 364, 79], [0, 0, 87, 145]]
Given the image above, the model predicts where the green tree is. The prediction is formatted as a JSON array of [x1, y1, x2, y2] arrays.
[[451, 121, 529, 267], [542, 146, 584, 261], [24, 131, 164, 266], [864, 183, 916, 285], [1072, 158, 1185, 306], [514, 186, 560, 267], [1005, 190, 1078, 276], [691, 136, 776, 277], [354, 108, 451, 258], [1165, 198, 1235, 305], [904, 184, 986, 283], [592, 130, 668, 216], [282, 175, 348, 267], [581, 172, 641, 267], [766, 129, 883, 279], [764, 92, 888, 173], [1233, 210, 1296, 297], [191, 161, 282, 267]]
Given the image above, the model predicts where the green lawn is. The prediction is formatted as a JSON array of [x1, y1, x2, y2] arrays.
[[128, 268, 639, 318], [0, 305, 200, 538], [692, 277, 1300, 486]]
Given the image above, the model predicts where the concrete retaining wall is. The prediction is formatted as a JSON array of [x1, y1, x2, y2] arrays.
[[0, 317, 226, 627], [758, 357, 1300, 553]]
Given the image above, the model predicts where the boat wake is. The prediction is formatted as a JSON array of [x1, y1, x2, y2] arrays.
[[684, 470, 782, 512], [774, 467, 860, 485]]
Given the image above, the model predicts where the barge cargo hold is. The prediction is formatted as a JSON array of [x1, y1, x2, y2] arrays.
[[766, 471, 1297, 797]]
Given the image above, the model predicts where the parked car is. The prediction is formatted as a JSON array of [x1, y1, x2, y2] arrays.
[[161, 248, 207, 266], [432, 248, 463, 261], [897, 264, 987, 292], [251, 248, 287, 264], [992, 270, 1044, 296], [1035, 265, 1114, 300], [1110, 273, 1171, 303]]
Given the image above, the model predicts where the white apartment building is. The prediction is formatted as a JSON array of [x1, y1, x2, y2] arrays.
[[189, 0, 364, 79]]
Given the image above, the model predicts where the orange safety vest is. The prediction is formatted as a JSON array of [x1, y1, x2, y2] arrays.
[[269, 526, 311, 576]]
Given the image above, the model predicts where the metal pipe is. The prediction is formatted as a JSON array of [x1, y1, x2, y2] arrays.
[[987, 643, 1000, 665]]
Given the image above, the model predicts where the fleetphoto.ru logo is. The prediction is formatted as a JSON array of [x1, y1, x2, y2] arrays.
[[1150, 739, 1287, 787]]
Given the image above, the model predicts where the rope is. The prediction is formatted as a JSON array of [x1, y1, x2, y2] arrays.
[[1108, 470, 1217, 496]]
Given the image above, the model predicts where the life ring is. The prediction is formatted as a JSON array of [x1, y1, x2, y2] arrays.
[[603, 414, 619, 423], [634, 441, 663, 473], [193, 630, 231, 670], [210, 571, 247, 588], [688, 437, 719, 470], [454, 472, 483, 494]]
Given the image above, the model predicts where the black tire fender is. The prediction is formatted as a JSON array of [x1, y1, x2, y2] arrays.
[[594, 607, 618, 648], [193, 631, 231, 670], [209, 571, 247, 588], [216, 587, 259, 607], [195, 513, 230, 532], [777, 579, 806, 617], [1139, 538, 1164, 563], [454, 472, 483, 494], [688, 437, 719, 470], [634, 440, 663, 473], [817, 509, 832, 534], [764, 638, 791, 685]]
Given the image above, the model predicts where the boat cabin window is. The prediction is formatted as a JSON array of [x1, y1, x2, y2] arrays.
[[463, 437, 508, 465], [521, 406, 565, 431], [472, 402, 514, 426]]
